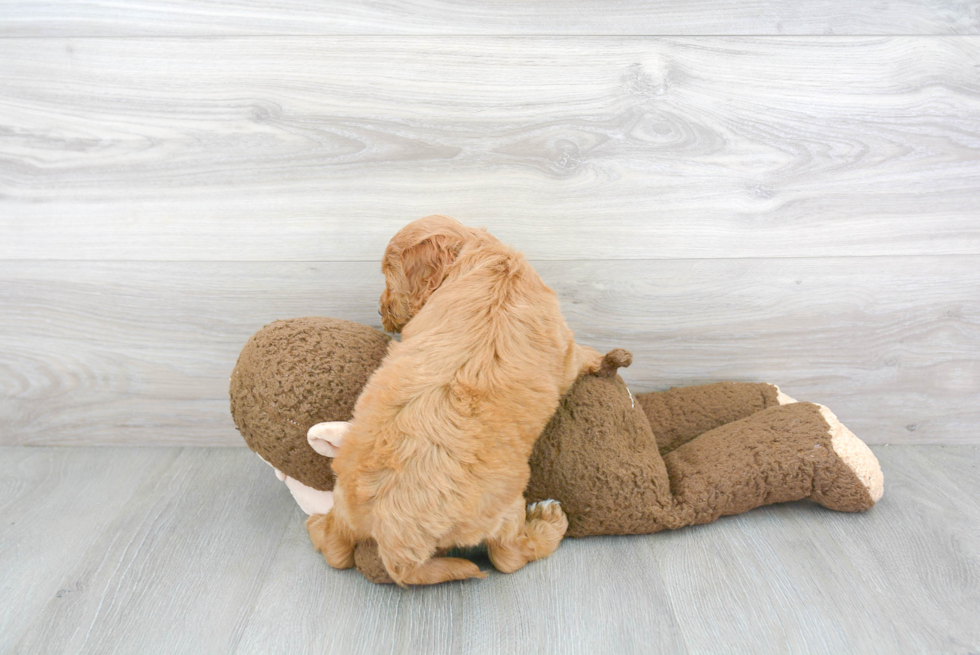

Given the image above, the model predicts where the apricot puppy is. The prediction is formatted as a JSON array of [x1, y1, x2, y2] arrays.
[[307, 215, 602, 585]]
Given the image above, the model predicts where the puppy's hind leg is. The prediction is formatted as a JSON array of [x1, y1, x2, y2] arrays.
[[487, 497, 569, 574], [307, 511, 356, 570]]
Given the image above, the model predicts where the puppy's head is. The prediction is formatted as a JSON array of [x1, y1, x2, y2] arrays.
[[379, 215, 476, 333]]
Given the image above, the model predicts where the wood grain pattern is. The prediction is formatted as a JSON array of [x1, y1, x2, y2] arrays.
[[0, 448, 178, 650], [1, 257, 977, 446], [2, 37, 979, 261], [0, 261, 387, 447], [10, 448, 296, 654], [237, 513, 688, 655], [0, 0, 977, 36], [2, 446, 977, 654], [654, 444, 980, 653]]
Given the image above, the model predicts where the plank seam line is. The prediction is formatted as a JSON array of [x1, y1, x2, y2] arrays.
[[1, 34, 979, 40]]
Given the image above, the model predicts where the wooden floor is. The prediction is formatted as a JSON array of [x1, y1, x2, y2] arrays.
[[2, 445, 977, 654]]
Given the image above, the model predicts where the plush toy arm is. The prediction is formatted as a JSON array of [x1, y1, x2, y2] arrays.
[[635, 382, 796, 455], [259, 421, 351, 515], [254, 452, 337, 515], [250, 421, 350, 517]]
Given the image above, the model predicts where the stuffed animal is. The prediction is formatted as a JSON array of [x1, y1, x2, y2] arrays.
[[231, 317, 883, 584]]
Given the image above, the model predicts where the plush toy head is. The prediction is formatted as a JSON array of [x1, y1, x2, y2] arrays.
[[230, 317, 390, 491]]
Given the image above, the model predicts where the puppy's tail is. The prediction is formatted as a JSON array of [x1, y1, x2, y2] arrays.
[[374, 527, 486, 586]]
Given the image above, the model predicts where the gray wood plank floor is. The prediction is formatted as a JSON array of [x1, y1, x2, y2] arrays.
[[2, 445, 977, 654]]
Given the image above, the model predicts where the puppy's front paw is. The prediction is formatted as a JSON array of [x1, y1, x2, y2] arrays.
[[527, 499, 568, 533], [525, 500, 569, 560]]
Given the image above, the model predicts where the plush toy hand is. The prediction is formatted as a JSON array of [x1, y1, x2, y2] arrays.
[[266, 421, 349, 516]]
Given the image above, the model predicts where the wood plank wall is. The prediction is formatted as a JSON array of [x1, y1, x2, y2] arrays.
[[1, 3, 978, 446]]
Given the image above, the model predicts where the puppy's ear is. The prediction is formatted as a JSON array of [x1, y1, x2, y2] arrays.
[[401, 234, 462, 309]]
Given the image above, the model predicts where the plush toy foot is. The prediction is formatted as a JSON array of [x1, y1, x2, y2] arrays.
[[773, 385, 798, 404], [755, 389, 883, 509], [811, 405, 884, 510], [662, 402, 884, 528], [353, 540, 484, 586], [353, 501, 570, 584], [307, 420, 350, 457]]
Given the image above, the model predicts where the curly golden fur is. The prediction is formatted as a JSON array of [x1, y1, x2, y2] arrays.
[[307, 215, 603, 585]]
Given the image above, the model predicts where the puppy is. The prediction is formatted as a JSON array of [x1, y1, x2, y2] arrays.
[[307, 215, 603, 585]]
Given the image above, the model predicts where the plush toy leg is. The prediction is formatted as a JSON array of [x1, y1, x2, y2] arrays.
[[662, 402, 883, 529], [354, 540, 395, 584], [635, 382, 796, 455]]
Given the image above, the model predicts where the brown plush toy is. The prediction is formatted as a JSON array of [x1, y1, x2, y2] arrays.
[[231, 317, 884, 584]]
